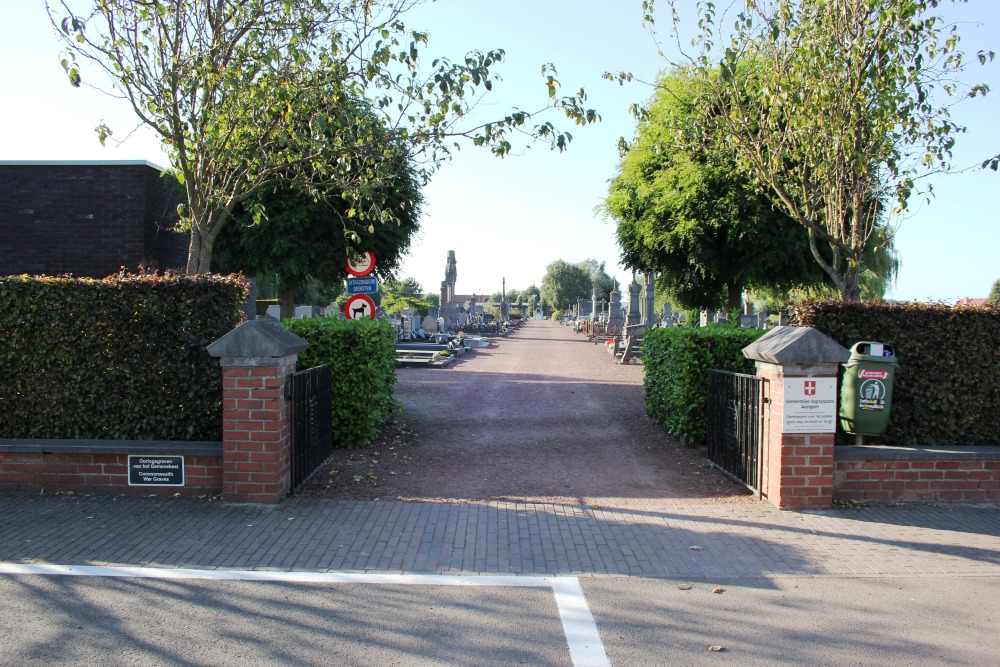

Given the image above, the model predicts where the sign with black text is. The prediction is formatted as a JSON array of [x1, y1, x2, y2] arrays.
[[128, 456, 185, 486], [782, 377, 837, 433]]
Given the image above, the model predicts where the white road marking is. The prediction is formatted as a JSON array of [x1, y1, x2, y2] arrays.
[[0, 563, 610, 667]]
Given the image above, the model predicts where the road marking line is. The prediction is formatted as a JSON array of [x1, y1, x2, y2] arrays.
[[0, 564, 610, 667]]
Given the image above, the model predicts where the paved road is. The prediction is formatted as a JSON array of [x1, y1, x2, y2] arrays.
[[2, 321, 999, 665]]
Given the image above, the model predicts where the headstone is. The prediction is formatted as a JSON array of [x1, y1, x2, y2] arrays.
[[294, 305, 312, 319], [422, 315, 438, 332], [266, 305, 281, 320], [626, 280, 641, 326], [641, 273, 655, 327], [609, 289, 623, 325]]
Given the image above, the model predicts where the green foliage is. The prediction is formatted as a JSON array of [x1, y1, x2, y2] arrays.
[[550, 310, 563, 321], [52, 0, 599, 274], [789, 299, 1000, 445], [989, 279, 1000, 305], [642, 326, 765, 446], [657, 0, 992, 299], [540, 260, 592, 310], [284, 316, 397, 449], [212, 131, 422, 319], [604, 68, 829, 311], [0, 273, 247, 439]]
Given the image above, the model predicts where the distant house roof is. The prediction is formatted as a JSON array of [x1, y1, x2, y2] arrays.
[[956, 297, 988, 307]]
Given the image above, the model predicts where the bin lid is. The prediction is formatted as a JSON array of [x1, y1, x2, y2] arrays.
[[846, 341, 898, 365]]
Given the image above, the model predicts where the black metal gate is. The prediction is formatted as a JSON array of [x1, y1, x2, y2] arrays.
[[289, 364, 333, 490], [707, 370, 766, 494]]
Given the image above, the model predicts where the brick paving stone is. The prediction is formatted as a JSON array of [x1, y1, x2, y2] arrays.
[[2, 493, 999, 580]]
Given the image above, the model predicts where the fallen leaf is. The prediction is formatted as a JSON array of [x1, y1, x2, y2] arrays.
[[689, 545, 704, 551], [708, 646, 726, 652], [712, 587, 725, 594], [676, 584, 693, 590]]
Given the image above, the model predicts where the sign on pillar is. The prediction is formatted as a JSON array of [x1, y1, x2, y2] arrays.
[[781, 377, 837, 433]]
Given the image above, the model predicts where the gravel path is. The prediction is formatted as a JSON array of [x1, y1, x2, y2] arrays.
[[298, 320, 750, 507]]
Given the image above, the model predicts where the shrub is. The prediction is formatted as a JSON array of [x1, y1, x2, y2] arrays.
[[0, 272, 247, 440], [789, 299, 1000, 445], [643, 326, 765, 446], [284, 316, 396, 448], [550, 310, 563, 321]]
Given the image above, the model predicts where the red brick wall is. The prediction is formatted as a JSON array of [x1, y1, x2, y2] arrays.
[[0, 452, 222, 496], [834, 459, 1000, 503]]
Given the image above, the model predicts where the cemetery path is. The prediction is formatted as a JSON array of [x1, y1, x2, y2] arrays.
[[296, 320, 751, 507]]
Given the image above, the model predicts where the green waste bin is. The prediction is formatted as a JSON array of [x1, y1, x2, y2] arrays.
[[840, 341, 898, 437]]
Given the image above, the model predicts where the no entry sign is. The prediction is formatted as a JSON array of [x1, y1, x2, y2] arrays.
[[344, 293, 376, 320], [346, 251, 376, 277]]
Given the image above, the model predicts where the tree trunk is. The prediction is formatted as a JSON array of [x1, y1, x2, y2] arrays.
[[280, 284, 296, 321], [726, 283, 743, 311], [186, 227, 203, 275]]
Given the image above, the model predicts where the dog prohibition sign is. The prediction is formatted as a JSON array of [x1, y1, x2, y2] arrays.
[[344, 294, 376, 320]]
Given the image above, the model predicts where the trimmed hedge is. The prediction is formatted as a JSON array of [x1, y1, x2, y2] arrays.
[[0, 272, 247, 440], [284, 316, 397, 449], [789, 299, 1000, 445], [643, 326, 766, 446]]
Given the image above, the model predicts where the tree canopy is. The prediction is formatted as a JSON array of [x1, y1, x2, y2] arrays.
[[603, 68, 830, 311], [642, 0, 993, 300], [539, 259, 613, 311], [211, 137, 422, 319], [50, 0, 599, 274], [989, 279, 1000, 305]]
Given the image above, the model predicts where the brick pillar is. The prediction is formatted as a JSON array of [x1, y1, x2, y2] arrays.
[[207, 320, 309, 504], [743, 326, 848, 510], [756, 362, 839, 509], [219, 358, 297, 503]]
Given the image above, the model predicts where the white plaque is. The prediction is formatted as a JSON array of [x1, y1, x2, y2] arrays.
[[782, 377, 837, 433]]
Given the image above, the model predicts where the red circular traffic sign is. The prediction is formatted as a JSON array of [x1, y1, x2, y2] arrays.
[[344, 293, 376, 320], [346, 251, 376, 277]]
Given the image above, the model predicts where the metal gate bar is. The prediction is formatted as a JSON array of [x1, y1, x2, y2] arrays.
[[707, 370, 765, 495], [289, 364, 333, 490]]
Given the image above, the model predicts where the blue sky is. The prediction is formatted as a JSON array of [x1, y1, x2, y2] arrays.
[[2, 1, 997, 303]]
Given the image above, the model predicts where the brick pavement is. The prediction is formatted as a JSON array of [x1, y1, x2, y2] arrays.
[[1, 493, 998, 579]]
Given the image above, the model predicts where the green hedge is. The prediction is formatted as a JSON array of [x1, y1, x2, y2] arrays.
[[0, 273, 247, 440], [643, 326, 766, 446], [284, 317, 397, 449], [789, 299, 1000, 445]]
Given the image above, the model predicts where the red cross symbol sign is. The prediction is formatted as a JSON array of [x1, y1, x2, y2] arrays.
[[804, 381, 816, 396]]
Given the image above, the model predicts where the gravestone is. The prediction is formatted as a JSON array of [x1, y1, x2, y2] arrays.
[[609, 289, 623, 325], [626, 280, 641, 326], [422, 315, 438, 332]]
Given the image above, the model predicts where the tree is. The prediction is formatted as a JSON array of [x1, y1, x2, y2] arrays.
[[540, 260, 592, 311], [380, 278, 433, 316], [603, 69, 829, 311], [576, 259, 618, 302], [212, 139, 422, 320], [51, 0, 599, 274], [989, 279, 1000, 305], [659, 0, 993, 300]]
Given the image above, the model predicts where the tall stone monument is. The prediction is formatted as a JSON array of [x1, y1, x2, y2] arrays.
[[626, 277, 642, 326], [441, 250, 459, 327], [641, 273, 655, 327]]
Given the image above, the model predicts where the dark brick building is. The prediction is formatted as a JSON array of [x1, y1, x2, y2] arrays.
[[0, 161, 188, 277]]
